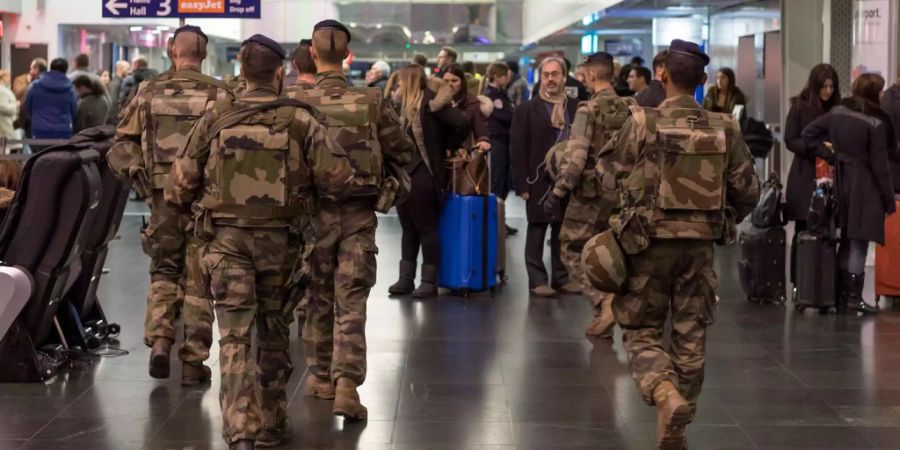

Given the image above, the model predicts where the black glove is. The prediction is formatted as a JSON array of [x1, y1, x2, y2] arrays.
[[542, 191, 562, 216]]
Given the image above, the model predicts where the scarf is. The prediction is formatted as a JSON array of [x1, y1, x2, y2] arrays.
[[539, 84, 567, 130]]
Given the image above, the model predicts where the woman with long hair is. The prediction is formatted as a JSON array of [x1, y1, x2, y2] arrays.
[[386, 64, 470, 299], [702, 67, 747, 114], [802, 73, 895, 314], [443, 63, 490, 152], [784, 63, 841, 288]]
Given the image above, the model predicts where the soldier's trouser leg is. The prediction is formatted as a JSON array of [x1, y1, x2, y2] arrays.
[[614, 240, 716, 415], [143, 192, 187, 347], [303, 207, 341, 382], [206, 226, 290, 444], [332, 203, 378, 385], [179, 236, 215, 363]]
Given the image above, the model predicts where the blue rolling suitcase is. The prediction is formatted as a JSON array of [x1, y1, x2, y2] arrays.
[[438, 193, 499, 296]]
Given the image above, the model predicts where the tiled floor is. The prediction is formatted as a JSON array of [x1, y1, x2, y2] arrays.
[[2, 198, 900, 449]]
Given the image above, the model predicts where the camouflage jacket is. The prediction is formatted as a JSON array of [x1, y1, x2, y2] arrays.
[[164, 86, 354, 228], [108, 67, 233, 194], [597, 95, 759, 240], [551, 87, 636, 199], [285, 71, 414, 198]]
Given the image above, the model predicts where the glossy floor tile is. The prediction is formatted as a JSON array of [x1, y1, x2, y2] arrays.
[[3, 198, 900, 450]]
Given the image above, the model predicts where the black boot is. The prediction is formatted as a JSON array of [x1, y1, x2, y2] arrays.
[[849, 272, 879, 315], [412, 264, 438, 299], [388, 260, 416, 296], [836, 270, 851, 314]]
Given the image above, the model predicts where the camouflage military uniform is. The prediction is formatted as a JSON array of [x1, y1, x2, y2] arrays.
[[165, 85, 353, 444], [285, 71, 413, 386], [552, 87, 635, 335], [108, 67, 230, 364], [595, 95, 758, 414]]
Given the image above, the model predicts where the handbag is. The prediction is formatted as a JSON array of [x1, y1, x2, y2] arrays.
[[750, 172, 784, 228], [447, 149, 490, 195]]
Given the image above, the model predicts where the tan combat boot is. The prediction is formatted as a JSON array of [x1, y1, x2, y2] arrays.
[[304, 374, 336, 399], [585, 297, 615, 339], [181, 361, 212, 386], [149, 337, 173, 379], [333, 377, 368, 421], [653, 381, 692, 450]]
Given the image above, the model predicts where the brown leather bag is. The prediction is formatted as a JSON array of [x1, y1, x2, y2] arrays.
[[447, 149, 490, 195]]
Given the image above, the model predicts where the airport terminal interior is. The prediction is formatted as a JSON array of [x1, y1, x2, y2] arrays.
[[0, 0, 899, 449]]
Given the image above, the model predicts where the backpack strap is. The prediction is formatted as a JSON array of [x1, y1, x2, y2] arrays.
[[204, 98, 323, 148]]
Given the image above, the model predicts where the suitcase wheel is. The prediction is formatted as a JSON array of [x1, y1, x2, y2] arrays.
[[794, 303, 804, 311], [461, 289, 471, 298], [108, 323, 121, 337], [818, 306, 831, 315], [489, 287, 496, 298]]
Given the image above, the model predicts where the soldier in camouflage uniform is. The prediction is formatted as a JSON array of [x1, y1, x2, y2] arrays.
[[285, 20, 415, 420], [590, 40, 758, 449], [165, 34, 353, 450], [541, 52, 636, 339], [107, 25, 228, 385]]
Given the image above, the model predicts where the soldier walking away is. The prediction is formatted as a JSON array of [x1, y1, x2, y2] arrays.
[[541, 51, 636, 338], [107, 25, 229, 386], [165, 34, 353, 450], [285, 19, 414, 421], [584, 39, 758, 449]]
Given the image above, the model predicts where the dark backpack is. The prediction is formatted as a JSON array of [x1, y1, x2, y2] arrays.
[[750, 172, 784, 228], [740, 114, 774, 159]]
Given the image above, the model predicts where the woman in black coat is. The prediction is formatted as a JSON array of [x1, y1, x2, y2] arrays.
[[784, 64, 840, 285], [802, 73, 896, 314], [387, 65, 470, 299]]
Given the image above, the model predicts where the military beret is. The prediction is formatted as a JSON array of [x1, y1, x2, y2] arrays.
[[242, 34, 287, 60], [584, 51, 614, 65], [669, 39, 710, 66], [313, 19, 352, 43], [174, 25, 208, 42]]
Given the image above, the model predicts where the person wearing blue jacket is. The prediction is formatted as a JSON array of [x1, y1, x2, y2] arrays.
[[24, 58, 78, 140]]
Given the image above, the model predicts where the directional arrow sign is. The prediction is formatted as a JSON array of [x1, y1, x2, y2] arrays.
[[101, 0, 261, 19]]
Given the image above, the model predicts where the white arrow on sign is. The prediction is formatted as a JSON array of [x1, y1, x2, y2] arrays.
[[105, 0, 127, 16]]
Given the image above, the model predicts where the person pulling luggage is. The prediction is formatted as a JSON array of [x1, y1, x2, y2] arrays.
[[584, 39, 759, 449], [541, 51, 636, 338], [108, 25, 230, 385]]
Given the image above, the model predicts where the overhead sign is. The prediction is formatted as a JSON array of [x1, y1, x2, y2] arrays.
[[102, 0, 261, 19]]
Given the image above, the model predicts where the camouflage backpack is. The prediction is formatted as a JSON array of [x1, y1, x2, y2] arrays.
[[143, 70, 230, 189], [196, 98, 322, 224], [292, 86, 384, 197], [618, 105, 729, 237]]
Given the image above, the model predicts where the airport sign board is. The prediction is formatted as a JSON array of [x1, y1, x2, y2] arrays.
[[103, 0, 261, 19]]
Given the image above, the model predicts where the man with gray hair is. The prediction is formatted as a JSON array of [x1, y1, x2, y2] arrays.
[[365, 60, 390, 89]]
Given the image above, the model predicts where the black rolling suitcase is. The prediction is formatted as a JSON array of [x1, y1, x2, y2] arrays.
[[738, 225, 786, 303], [794, 231, 837, 313]]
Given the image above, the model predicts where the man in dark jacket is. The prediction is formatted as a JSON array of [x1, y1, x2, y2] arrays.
[[24, 58, 78, 140], [511, 57, 578, 297], [880, 70, 900, 192], [636, 50, 668, 107], [117, 56, 159, 113]]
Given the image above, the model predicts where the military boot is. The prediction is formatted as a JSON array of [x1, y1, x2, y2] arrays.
[[585, 297, 615, 339], [333, 377, 368, 420], [230, 439, 254, 450], [149, 337, 172, 379], [181, 361, 212, 386], [653, 381, 692, 450], [304, 374, 336, 399], [412, 264, 438, 299], [256, 419, 291, 448], [388, 260, 416, 295]]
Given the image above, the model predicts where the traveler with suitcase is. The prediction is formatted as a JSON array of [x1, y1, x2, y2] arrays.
[[784, 64, 841, 290], [387, 65, 470, 299], [802, 73, 896, 315]]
